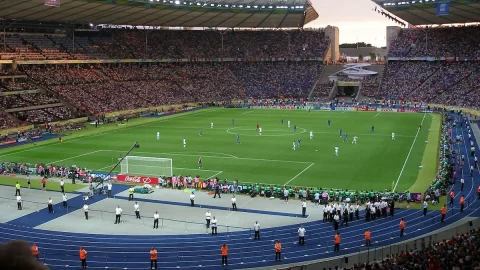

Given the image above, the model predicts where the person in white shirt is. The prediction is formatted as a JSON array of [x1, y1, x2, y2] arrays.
[[205, 210, 212, 229], [107, 182, 113, 198], [153, 211, 160, 229], [26, 175, 31, 188], [47, 198, 53, 214], [210, 122, 214, 129], [310, 131, 313, 140], [16, 195, 22, 210], [134, 202, 140, 219], [60, 179, 65, 193], [231, 195, 237, 211], [156, 131, 160, 140], [62, 193, 68, 208], [183, 138, 187, 148], [83, 204, 89, 220], [297, 225, 306, 245], [423, 200, 428, 216], [314, 192, 320, 207], [301, 199, 307, 217], [335, 146, 339, 156], [283, 189, 289, 204], [323, 205, 329, 222], [287, 120, 291, 128], [292, 141, 296, 151], [352, 136, 358, 144], [211, 216, 218, 235], [333, 213, 340, 231], [461, 178, 465, 191], [253, 221, 260, 240], [259, 127, 262, 135], [115, 205, 123, 224], [190, 192, 195, 207]]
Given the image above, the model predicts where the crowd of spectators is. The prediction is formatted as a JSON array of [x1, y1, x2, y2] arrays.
[[379, 61, 440, 100], [1, 29, 329, 60], [388, 25, 480, 57], [311, 81, 334, 98], [348, 227, 480, 270], [0, 111, 24, 130], [230, 62, 323, 98], [380, 61, 480, 108]]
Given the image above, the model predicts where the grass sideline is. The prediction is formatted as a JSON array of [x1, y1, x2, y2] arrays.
[[397, 114, 443, 210], [0, 176, 85, 193], [1, 109, 435, 191], [0, 108, 213, 157]]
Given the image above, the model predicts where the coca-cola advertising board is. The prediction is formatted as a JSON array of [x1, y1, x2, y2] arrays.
[[397, 108, 419, 113], [117, 174, 159, 185], [356, 107, 377, 112]]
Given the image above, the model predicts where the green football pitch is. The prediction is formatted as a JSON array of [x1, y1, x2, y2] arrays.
[[0, 108, 439, 192]]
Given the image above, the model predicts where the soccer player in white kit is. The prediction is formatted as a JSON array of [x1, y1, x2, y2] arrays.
[[310, 131, 313, 139], [392, 132, 395, 140], [259, 127, 262, 135], [157, 131, 160, 140], [335, 146, 339, 156], [292, 141, 296, 150], [210, 122, 214, 129], [183, 138, 186, 148], [352, 136, 358, 144], [287, 121, 291, 128]]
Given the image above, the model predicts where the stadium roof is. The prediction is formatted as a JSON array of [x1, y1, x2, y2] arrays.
[[0, 0, 318, 28], [372, 0, 480, 25]]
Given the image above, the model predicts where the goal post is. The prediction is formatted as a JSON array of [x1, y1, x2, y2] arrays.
[[119, 156, 173, 177]]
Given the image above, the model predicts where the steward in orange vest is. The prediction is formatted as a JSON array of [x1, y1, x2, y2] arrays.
[[150, 247, 158, 270], [334, 233, 341, 252], [275, 240, 282, 261], [221, 244, 228, 266], [440, 205, 446, 223], [364, 229, 371, 246], [460, 195, 465, 212], [79, 247, 87, 269], [399, 219, 405, 237]]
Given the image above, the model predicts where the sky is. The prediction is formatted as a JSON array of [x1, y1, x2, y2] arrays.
[[305, 0, 402, 47]]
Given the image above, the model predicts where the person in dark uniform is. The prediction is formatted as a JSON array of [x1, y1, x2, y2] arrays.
[[213, 184, 221, 198], [389, 200, 395, 216]]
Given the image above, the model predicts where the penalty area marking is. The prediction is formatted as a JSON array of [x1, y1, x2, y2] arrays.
[[99, 150, 313, 164], [48, 150, 103, 164], [373, 112, 380, 118], [226, 126, 306, 137]]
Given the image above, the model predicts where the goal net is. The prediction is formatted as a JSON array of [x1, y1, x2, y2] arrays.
[[119, 156, 172, 177]]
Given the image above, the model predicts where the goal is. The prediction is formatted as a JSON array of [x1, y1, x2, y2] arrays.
[[119, 156, 172, 177]]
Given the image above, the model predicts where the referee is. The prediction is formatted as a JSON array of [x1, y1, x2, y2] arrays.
[[134, 202, 141, 219], [47, 197, 53, 214], [231, 195, 237, 211], [62, 193, 68, 208]]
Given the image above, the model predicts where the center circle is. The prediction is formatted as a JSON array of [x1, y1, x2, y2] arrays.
[[226, 126, 306, 137]]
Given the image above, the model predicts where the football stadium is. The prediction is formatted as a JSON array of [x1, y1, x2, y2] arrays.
[[0, 0, 480, 269]]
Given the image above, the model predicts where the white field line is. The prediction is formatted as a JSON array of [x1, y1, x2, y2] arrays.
[[373, 112, 381, 118], [175, 167, 222, 173], [99, 150, 313, 164], [342, 111, 347, 114], [284, 163, 315, 186], [0, 108, 215, 158], [392, 113, 427, 192], [165, 151, 238, 158], [206, 171, 223, 179], [241, 110, 255, 115], [48, 150, 103, 164]]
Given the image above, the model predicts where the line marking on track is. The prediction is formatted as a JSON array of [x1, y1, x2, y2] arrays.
[[284, 163, 315, 186], [48, 150, 103, 164], [373, 112, 380, 118], [393, 113, 427, 192], [225, 197, 255, 218]]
